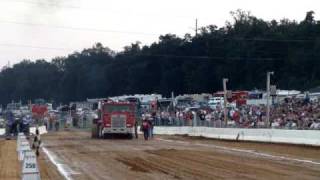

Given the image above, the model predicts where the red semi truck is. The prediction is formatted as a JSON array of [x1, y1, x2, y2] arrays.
[[91, 100, 136, 139], [214, 91, 248, 107]]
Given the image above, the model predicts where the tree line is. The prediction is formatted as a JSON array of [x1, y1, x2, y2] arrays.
[[0, 10, 320, 105]]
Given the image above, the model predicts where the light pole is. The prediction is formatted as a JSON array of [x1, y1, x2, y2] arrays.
[[223, 78, 229, 127], [266, 71, 274, 128]]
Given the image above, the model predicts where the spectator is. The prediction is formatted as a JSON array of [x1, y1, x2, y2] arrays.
[[141, 119, 150, 140], [310, 119, 320, 130], [148, 118, 154, 138]]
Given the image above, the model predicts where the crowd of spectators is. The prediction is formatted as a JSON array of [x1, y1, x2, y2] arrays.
[[145, 97, 320, 130]]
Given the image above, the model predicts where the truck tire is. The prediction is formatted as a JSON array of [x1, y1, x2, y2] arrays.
[[91, 124, 99, 138], [98, 125, 103, 139], [128, 133, 133, 139], [103, 133, 111, 139]]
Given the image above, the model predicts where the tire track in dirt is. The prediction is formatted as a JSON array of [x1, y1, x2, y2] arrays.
[[38, 131, 320, 180], [146, 149, 318, 179]]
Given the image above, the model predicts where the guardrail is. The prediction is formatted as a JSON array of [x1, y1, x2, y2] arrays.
[[17, 133, 41, 180], [153, 126, 320, 146]]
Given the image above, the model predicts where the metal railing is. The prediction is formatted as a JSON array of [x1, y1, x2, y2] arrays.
[[152, 116, 319, 130]]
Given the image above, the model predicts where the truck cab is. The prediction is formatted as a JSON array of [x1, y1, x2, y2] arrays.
[[92, 100, 136, 139]]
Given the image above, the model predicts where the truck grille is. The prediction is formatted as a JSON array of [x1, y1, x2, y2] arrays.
[[111, 114, 126, 128]]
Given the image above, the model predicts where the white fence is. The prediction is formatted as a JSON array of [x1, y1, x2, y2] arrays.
[[0, 126, 47, 136], [17, 133, 41, 180], [153, 127, 320, 146]]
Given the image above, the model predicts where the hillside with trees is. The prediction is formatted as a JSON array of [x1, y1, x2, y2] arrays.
[[0, 10, 320, 105]]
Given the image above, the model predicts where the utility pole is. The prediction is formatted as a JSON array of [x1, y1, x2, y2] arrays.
[[195, 18, 198, 37], [223, 78, 229, 127], [266, 71, 274, 128], [171, 91, 175, 110]]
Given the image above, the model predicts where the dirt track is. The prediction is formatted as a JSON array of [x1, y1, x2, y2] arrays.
[[35, 130, 320, 180], [1, 131, 320, 180], [0, 139, 20, 179], [0, 138, 63, 180]]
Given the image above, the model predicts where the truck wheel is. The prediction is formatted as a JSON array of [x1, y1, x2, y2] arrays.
[[104, 133, 111, 139], [128, 133, 133, 139], [91, 124, 99, 138], [98, 124, 103, 139]]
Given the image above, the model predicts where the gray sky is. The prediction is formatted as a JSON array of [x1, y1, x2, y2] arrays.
[[0, 0, 319, 67]]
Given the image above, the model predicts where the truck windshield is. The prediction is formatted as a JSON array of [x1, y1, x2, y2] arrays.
[[103, 105, 132, 113]]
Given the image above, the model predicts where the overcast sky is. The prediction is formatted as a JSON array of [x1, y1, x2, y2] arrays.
[[0, 0, 319, 67]]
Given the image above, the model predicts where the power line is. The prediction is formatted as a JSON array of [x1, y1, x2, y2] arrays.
[[1, 19, 317, 43], [0, 20, 159, 36], [0, 43, 73, 51], [1, 1, 317, 42], [1, 0, 201, 20], [1, 0, 84, 10], [2, 1, 319, 43]]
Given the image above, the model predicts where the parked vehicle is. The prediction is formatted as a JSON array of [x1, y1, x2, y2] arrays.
[[32, 99, 48, 121], [158, 98, 174, 111], [208, 97, 224, 109], [4, 110, 30, 139], [124, 97, 142, 120], [6, 102, 22, 118], [213, 91, 248, 107], [175, 97, 193, 110]]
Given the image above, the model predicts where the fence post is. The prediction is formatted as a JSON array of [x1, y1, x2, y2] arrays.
[[192, 111, 197, 127]]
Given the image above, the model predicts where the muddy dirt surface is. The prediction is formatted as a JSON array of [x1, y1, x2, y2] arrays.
[[36, 130, 320, 180]]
